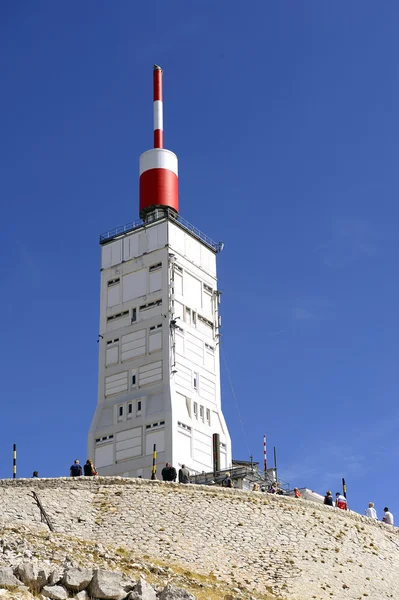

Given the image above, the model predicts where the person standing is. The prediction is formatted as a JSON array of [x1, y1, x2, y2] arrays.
[[83, 459, 97, 476], [293, 487, 301, 498], [70, 459, 82, 477], [382, 507, 394, 525], [178, 464, 190, 484], [365, 502, 377, 519], [161, 462, 177, 482], [324, 491, 333, 506]]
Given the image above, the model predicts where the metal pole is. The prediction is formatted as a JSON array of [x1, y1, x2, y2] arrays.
[[273, 446, 278, 484], [263, 435, 267, 473], [13, 444, 16, 479], [151, 444, 157, 480], [342, 477, 347, 499]]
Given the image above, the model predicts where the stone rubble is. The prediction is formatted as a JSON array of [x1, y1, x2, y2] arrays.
[[0, 560, 195, 600]]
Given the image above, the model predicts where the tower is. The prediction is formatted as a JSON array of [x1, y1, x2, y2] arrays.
[[88, 66, 231, 478]]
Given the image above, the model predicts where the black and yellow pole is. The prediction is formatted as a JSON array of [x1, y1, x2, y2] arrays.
[[151, 444, 157, 480], [342, 477, 347, 499], [13, 444, 16, 479]]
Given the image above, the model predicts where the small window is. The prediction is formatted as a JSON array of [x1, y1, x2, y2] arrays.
[[131, 308, 137, 323], [205, 343, 214, 352], [206, 408, 210, 425], [193, 402, 198, 419], [149, 262, 162, 272], [128, 403, 132, 414], [175, 264, 183, 273], [204, 284, 212, 295], [107, 337, 119, 345], [192, 312, 197, 326], [131, 370, 137, 388], [119, 406, 123, 417], [139, 299, 162, 311], [108, 278, 120, 287], [107, 310, 129, 322], [185, 307, 191, 325], [193, 372, 198, 390], [137, 400, 142, 412], [200, 405, 204, 422]]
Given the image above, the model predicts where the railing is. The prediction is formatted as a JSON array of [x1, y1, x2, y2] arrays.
[[99, 211, 223, 252], [190, 465, 290, 491]]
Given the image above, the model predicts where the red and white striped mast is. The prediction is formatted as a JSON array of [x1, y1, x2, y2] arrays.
[[139, 65, 179, 219]]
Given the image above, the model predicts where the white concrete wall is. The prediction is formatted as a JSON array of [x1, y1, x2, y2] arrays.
[[88, 217, 232, 477]]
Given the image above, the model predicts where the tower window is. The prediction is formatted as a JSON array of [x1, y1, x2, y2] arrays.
[[137, 400, 142, 413], [206, 408, 211, 425], [193, 372, 198, 390], [204, 284, 213, 294], [193, 402, 198, 419], [200, 405, 204, 422], [131, 308, 137, 323], [149, 262, 162, 272], [108, 278, 120, 287], [131, 369, 137, 387], [128, 403, 132, 414]]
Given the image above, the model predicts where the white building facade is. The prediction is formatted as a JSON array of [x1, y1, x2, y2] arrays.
[[88, 213, 232, 478]]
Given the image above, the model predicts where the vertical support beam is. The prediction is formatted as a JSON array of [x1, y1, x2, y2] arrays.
[[212, 433, 220, 475], [13, 444, 16, 479], [273, 446, 278, 484]]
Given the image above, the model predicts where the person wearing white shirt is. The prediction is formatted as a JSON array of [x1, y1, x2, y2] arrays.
[[382, 507, 394, 525], [365, 502, 377, 519]]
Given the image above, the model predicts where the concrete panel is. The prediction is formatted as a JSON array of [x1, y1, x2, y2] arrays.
[[106, 345, 119, 366], [149, 331, 162, 353], [95, 443, 113, 468], [123, 270, 146, 302], [145, 430, 165, 455], [149, 269, 162, 293]]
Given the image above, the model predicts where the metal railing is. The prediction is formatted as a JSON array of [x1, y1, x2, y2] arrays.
[[99, 211, 222, 253], [190, 465, 290, 491]]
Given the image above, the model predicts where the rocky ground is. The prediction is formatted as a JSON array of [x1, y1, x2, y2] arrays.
[[0, 477, 398, 599]]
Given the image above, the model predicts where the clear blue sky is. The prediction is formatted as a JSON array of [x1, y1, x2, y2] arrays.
[[1, 2, 399, 518]]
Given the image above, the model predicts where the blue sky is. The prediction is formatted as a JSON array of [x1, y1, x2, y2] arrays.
[[1, 2, 399, 518]]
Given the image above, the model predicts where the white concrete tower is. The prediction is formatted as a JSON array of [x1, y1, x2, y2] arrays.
[[88, 66, 231, 478]]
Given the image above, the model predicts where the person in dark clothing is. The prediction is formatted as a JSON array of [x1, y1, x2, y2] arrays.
[[32, 471, 39, 478], [70, 459, 82, 477], [221, 472, 233, 488], [83, 459, 97, 476], [178, 464, 190, 484], [161, 463, 177, 482], [324, 491, 334, 506]]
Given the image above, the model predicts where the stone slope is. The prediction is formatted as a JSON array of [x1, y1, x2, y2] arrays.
[[0, 477, 398, 600]]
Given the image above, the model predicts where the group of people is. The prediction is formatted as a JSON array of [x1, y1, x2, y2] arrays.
[[322, 491, 395, 525], [161, 462, 190, 484], [365, 502, 394, 525], [69, 459, 97, 477]]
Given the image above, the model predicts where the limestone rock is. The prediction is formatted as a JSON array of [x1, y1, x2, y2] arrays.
[[41, 585, 68, 600], [74, 592, 89, 600], [158, 584, 196, 600], [15, 561, 48, 591], [62, 566, 93, 591], [127, 578, 157, 600], [88, 569, 123, 600], [48, 568, 63, 586], [0, 566, 24, 589]]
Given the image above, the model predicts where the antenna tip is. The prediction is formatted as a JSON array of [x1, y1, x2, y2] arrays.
[[153, 64, 162, 71]]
